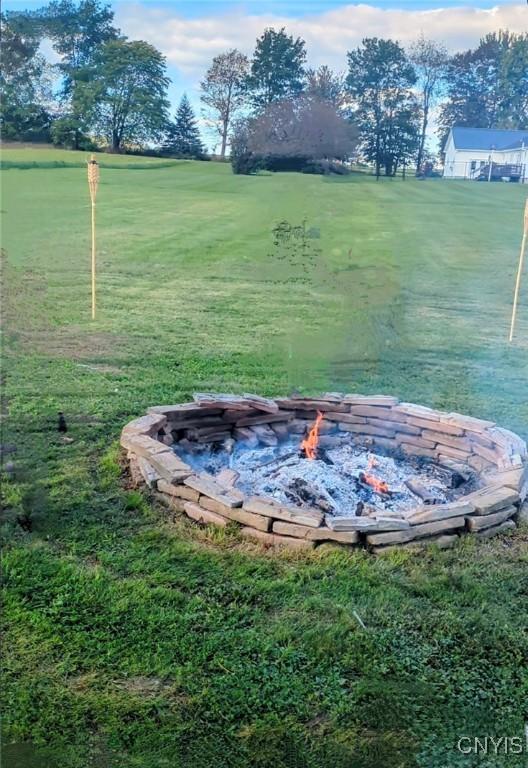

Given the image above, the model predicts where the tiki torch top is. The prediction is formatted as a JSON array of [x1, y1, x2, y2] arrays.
[[87, 153, 100, 202]]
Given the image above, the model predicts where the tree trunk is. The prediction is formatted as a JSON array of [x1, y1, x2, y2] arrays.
[[220, 119, 228, 158], [220, 85, 233, 159], [416, 97, 429, 174]]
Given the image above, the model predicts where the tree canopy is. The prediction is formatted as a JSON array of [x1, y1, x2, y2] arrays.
[[76, 39, 170, 151], [437, 31, 527, 149], [409, 35, 448, 173], [246, 27, 306, 108], [500, 35, 528, 128], [305, 65, 346, 109], [347, 38, 419, 176], [38, 0, 118, 85], [164, 94, 204, 158], [200, 49, 249, 158], [0, 12, 52, 141], [231, 97, 356, 174]]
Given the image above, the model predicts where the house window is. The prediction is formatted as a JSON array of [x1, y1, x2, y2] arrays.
[[470, 160, 477, 171]]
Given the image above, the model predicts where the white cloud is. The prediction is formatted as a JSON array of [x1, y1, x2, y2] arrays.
[[114, 1, 527, 151], [116, 2, 528, 79]]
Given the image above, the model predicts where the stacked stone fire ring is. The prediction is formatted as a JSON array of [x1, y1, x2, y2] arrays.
[[121, 393, 527, 554]]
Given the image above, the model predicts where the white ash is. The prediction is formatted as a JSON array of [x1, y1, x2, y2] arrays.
[[174, 437, 465, 518]]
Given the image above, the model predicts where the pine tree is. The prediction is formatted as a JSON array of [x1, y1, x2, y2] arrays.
[[163, 94, 204, 157]]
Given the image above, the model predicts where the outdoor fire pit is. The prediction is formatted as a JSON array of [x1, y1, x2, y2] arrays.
[[121, 393, 527, 553]]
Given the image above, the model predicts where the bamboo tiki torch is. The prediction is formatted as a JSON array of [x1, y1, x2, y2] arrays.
[[508, 198, 528, 343], [87, 154, 100, 320]]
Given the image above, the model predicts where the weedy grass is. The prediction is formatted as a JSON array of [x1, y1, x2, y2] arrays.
[[1, 147, 528, 767]]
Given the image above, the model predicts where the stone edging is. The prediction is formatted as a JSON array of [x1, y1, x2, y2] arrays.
[[121, 393, 528, 554]]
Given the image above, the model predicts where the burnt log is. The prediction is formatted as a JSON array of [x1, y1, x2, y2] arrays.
[[405, 479, 443, 505], [285, 478, 334, 514]]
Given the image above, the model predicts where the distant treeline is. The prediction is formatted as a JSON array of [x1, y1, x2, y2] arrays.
[[1, 2, 527, 176]]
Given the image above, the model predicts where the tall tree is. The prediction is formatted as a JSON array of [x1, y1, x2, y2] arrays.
[[375, 106, 419, 176], [200, 49, 249, 158], [246, 27, 306, 108], [346, 38, 418, 177], [76, 39, 169, 151], [305, 65, 346, 109], [409, 34, 448, 173], [437, 31, 520, 149], [163, 94, 204, 158], [499, 35, 528, 128], [32, 0, 119, 147], [0, 12, 52, 141], [39, 0, 118, 89]]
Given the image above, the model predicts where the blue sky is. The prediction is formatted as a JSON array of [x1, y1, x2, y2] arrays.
[[4, 0, 523, 10], [6, 0, 527, 150]]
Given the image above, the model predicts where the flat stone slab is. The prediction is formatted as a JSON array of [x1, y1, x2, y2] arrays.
[[326, 516, 409, 532], [407, 501, 475, 525], [193, 393, 279, 413], [138, 457, 160, 488], [372, 534, 458, 555], [488, 427, 527, 457], [367, 516, 465, 546], [347, 405, 394, 419], [325, 412, 367, 424], [373, 516, 411, 529], [343, 395, 399, 406], [157, 479, 200, 502], [243, 496, 323, 527], [406, 416, 464, 436], [240, 526, 315, 549], [338, 422, 396, 438], [275, 398, 348, 412], [394, 403, 442, 421], [121, 413, 167, 437], [241, 393, 281, 413], [476, 520, 516, 538], [236, 412, 293, 427], [184, 473, 243, 508], [466, 505, 517, 532], [122, 433, 170, 456], [232, 427, 259, 446], [184, 501, 228, 527], [464, 485, 520, 515], [272, 520, 359, 543], [148, 404, 224, 419], [438, 447, 472, 464], [199, 496, 271, 531], [444, 412, 495, 431], [148, 452, 192, 483], [421, 430, 471, 451], [153, 491, 185, 514]]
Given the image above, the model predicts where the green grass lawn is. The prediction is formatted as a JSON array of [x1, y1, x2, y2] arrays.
[[2, 146, 528, 767]]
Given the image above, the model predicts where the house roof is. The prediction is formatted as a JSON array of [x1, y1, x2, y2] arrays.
[[451, 126, 528, 151]]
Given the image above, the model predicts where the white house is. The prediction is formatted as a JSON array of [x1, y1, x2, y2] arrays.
[[443, 127, 528, 182]]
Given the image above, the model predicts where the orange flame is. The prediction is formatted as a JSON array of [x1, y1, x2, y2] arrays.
[[301, 410, 324, 460], [361, 471, 389, 496]]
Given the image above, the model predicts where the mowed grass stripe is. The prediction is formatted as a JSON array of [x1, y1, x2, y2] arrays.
[[1, 147, 528, 767]]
